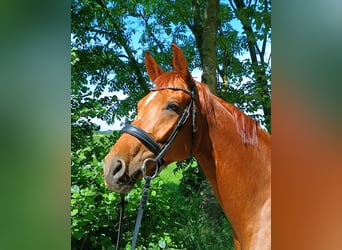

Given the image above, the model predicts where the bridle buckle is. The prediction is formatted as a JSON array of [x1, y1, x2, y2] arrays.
[[141, 158, 160, 179]]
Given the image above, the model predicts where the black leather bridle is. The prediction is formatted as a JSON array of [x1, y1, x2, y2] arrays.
[[116, 85, 197, 249], [121, 85, 197, 178]]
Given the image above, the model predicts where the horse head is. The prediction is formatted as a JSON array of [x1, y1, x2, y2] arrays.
[[104, 44, 197, 193]]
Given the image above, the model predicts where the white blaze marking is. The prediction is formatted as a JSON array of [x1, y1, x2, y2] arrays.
[[144, 92, 158, 106], [136, 92, 158, 120]]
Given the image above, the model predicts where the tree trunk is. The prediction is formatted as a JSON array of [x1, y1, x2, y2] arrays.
[[191, 0, 219, 95], [201, 0, 219, 95]]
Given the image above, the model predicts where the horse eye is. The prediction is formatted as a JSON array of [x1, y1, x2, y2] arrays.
[[166, 102, 179, 112]]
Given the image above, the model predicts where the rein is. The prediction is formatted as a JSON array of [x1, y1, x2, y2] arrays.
[[115, 194, 126, 250], [115, 86, 197, 249]]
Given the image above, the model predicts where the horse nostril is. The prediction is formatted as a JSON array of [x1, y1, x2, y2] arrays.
[[113, 160, 123, 176], [111, 159, 127, 179]]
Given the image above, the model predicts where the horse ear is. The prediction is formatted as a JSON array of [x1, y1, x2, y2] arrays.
[[145, 51, 164, 81], [171, 44, 194, 87]]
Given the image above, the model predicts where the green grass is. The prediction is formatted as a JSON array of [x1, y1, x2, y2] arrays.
[[158, 163, 182, 194], [158, 163, 182, 184]]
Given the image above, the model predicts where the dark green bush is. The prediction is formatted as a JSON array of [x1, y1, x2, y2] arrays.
[[71, 132, 234, 249]]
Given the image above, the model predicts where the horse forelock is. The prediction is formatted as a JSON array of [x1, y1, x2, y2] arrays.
[[153, 71, 192, 90]]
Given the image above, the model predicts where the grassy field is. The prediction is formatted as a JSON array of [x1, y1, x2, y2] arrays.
[[152, 162, 235, 250], [158, 163, 182, 190]]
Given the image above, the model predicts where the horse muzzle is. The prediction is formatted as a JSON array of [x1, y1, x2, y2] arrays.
[[104, 156, 140, 194]]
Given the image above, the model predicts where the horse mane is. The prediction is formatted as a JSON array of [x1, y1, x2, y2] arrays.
[[198, 83, 258, 146], [231, 106, 258, 146]]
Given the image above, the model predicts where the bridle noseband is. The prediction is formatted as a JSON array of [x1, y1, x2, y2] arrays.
[[121, 85, 197, 177]]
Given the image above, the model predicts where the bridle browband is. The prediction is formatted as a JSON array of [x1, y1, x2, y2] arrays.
[[121, 85, 197, 177]]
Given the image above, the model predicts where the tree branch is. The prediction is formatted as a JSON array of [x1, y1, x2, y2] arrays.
[[94, 1, 150, 94], [228, 0, 237, 11], [260, 0, 270, 60], [138, 12, 165, 52]]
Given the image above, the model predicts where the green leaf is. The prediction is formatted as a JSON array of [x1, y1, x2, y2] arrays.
[[71, 185, 79, 193], [71, 192, 80, 198], [71, 208, 78, 216], [159, 239, 166, 249]]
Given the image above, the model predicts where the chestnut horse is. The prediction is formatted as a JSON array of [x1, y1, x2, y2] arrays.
[[104, 44, 271, 250]]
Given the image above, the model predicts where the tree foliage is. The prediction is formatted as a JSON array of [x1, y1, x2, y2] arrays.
[[71, 0, 271, 248], [72, 0, 271, 131]]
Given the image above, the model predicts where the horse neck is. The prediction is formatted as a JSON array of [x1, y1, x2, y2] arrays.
[[192, 83, 271, 235]]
